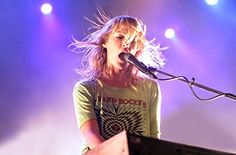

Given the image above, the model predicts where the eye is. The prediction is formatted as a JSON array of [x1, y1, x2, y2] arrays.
[[115, 36, 124, 40]]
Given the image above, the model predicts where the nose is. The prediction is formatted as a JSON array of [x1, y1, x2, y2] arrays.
[[122, 43, 130, 48], [122, 43, 131, 53]]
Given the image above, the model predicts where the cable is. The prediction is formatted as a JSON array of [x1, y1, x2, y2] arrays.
[[149, 68, 236, 102]]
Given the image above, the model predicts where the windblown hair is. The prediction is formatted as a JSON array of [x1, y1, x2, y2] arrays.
[[69, 12, 165, 80]]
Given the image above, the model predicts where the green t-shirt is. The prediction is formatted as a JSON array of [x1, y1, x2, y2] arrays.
[[73, 78, 161, 140]]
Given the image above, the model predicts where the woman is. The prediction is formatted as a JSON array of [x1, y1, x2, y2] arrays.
[[70, 14, 165, 153]]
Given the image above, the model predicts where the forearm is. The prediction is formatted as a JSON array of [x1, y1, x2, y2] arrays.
[[84, 130, 105, 149], [80, 119, 105, 149]]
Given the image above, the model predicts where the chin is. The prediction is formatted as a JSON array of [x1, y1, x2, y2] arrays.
[[118, 63, 127, 69]]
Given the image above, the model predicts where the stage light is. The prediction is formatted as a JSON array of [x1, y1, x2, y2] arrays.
[[41, 3, 53, 15], [164, 28, 175, 39], [205, 0, 219, 5]]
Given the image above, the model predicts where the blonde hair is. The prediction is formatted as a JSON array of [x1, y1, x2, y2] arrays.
[[69, 13, 165, 81]]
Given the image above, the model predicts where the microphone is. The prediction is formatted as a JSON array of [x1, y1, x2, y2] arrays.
[[119, 52, 157, 79]]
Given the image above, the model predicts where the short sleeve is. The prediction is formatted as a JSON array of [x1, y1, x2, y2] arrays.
[[149, 81, 162, 139], [73, 80, 97, 128]]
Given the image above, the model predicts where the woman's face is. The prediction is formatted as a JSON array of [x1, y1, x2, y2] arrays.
[[103, 24, 140, 72]]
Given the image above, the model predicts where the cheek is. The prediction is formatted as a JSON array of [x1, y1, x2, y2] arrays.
[[107, 40, 123, 51], [113, 39, 123, 48], [131, 51, 137, 55], [132, 50, 141, 56]]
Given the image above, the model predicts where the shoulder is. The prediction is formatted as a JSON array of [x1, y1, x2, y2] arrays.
[[137, 78, 161, 94], [140, 77, 159, 87], [74, 78, 97, 91]]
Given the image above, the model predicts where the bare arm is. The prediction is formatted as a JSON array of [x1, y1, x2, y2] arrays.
[[80, 118, 105, 149]]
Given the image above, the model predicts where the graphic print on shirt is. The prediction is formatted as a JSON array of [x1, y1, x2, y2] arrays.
[[94, 99, 145, 139]]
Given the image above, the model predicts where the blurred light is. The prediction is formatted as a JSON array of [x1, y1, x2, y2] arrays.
[[164, 28, 175, 39], [205, 0, 219, 5], [41, 3, 53, 15]]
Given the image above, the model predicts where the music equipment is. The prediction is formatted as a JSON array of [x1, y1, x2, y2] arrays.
[[85, 131, 235, 155]]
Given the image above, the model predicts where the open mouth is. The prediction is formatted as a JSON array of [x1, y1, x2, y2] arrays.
[[118, 52, 126, 61]]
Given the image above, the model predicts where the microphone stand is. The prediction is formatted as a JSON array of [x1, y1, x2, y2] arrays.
[[148, 67, 236, 101]]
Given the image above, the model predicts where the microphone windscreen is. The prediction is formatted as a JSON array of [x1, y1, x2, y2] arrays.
[[119, 52, 132, 61]]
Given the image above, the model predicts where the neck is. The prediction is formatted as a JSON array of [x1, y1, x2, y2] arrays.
[[99, 69, 130, 88]]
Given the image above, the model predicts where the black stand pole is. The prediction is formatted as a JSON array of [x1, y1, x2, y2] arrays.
[[149, 68, 236, 101]]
